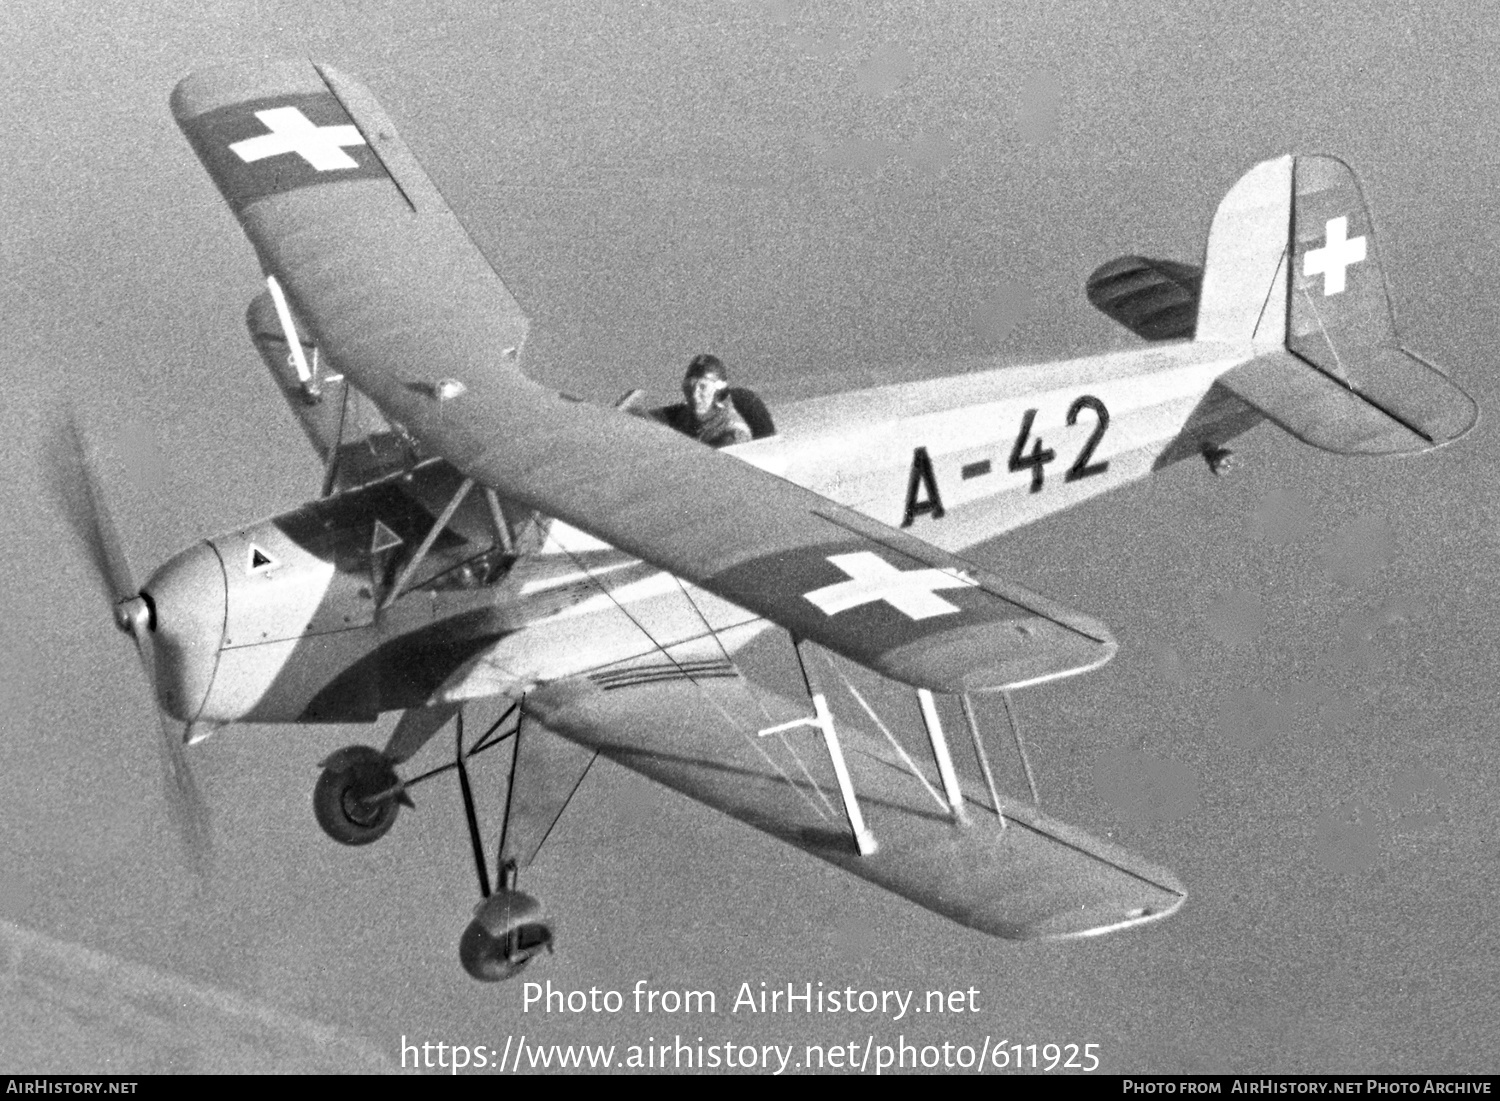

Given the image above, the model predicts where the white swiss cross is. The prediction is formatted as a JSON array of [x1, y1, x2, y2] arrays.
[[229, 107, 367, 172], [802, 552, 979, 621], [1303, 215, 1367, 296]]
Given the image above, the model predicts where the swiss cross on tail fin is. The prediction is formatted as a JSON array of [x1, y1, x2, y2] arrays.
[[1289, 157, 1394, 371], [1283, 155, 1474, 447], [1302, 215, 1366, 296]]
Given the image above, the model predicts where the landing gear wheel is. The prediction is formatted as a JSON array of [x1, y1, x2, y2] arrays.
[[314, 745, 403, 846]]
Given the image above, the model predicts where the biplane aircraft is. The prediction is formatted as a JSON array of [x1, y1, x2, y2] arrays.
[[63, 60, 1476, 981]]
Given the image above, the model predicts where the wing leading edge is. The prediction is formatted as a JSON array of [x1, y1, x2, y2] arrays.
[[172, 61, 1115, 694]]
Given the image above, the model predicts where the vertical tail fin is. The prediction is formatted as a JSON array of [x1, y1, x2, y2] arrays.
[[1197, 155, 1477, 453], [1195, 154, 1292, 345]]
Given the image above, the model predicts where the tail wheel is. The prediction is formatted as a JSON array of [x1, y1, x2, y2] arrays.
[[314, 745, 402, 846], [459, 888, 553, 982], [459, 918, 554, 982]]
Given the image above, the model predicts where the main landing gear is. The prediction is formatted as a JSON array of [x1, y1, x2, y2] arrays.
[[312, 702, 554, 982], [313, 745, 409, 846]]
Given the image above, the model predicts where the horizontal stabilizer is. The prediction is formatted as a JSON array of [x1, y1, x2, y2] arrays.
[[1221, 349, 1476, 455], [1086, 255, 1202, 341]]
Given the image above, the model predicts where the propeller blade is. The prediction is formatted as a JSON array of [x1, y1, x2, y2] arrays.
[[50, 413, 214, 875], [157, 711, 215, 874], [46, 413, 137, 603], [130, 619, 214, 874]]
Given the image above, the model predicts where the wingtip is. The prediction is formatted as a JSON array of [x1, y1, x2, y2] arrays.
[[170, 58, 327, 121], [885, 616, 1117, 694], [1024, 896, 1186, 939]]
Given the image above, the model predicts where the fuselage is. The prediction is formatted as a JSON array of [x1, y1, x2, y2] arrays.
[[144, 340, 1261, 726]]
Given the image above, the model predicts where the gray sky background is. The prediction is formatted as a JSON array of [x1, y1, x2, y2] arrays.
[[2, 0, 1497, 1074]]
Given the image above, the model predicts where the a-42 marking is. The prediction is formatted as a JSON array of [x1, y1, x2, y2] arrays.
[[901, 395, 1111, 526], [1009, 395, 1110, 493]]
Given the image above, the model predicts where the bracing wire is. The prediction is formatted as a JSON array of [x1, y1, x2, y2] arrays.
[[546, 528, 832, 823], [666, 573, 837, 820]]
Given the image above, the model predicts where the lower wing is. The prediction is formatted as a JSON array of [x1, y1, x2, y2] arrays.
[[523, 639, 1185, 939]]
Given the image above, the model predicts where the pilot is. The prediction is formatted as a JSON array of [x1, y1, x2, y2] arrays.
[[661, 354, 752, 448]]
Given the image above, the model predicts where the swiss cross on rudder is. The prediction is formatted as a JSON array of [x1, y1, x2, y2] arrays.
[[1304, 216, 1367, 296]]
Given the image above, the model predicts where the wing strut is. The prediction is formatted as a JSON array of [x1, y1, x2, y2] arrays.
[[319, 377, 348, 498], [264, 274, 320, 399], [482, 487, 513, 554], [318, 370, 349, 501], [999, 691, 1041, 806], [960, 694, 1006, 827], [917, 689, 968, 825], [758, 639, 878, 856]]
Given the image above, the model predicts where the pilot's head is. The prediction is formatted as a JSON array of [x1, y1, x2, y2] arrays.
[[683, 354, 730, 419]]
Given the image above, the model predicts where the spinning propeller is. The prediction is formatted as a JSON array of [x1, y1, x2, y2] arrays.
[[50, 416, 214, 873]]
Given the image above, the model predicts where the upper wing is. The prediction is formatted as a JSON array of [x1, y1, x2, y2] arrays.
[[173, 60, 1114, 694]]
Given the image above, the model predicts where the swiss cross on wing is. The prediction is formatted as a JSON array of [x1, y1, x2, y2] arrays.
[[803, 552, 978, 621], [712, 541, 1034, 656], [180, 93, 389, 211], [230, 106, 367, 171]]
